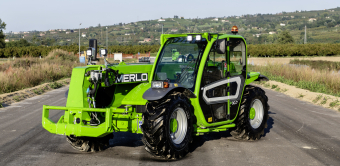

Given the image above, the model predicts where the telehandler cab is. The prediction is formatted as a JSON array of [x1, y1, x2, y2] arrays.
[[42, 26, 270, 159]]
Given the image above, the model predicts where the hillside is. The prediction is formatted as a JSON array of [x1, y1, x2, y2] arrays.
[[4, 7, 340, 46]]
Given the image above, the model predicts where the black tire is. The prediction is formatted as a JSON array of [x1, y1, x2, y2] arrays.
[[230, 85, 269, 140], [141, 92, 193, 160], [66, 134, 113, 152]]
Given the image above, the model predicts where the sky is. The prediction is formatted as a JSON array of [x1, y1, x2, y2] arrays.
[[1, 0, 339, 32]]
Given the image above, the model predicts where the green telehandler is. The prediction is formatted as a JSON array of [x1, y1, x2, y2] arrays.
[[42, 27, 270, 159]]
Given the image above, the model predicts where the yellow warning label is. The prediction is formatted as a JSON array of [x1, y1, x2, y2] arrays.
[[208, 117, 212, 122], [174, 83, 178, 87]]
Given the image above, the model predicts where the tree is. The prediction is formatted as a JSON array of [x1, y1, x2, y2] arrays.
[[0, 19, 6, 48], [277, 30, 294, 44]]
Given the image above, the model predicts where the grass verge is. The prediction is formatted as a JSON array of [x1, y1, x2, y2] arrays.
[[0, 49, 81, 94], [250, 63, 340, 97]]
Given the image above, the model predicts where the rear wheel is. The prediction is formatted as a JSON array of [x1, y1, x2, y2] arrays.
[[141, 92, 193, 160], [66, 134, 113, 152], [230, 85, 269, 140]]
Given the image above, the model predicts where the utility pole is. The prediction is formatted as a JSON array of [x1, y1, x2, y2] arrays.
[[106, 27, 108, 49], [79, 23, 81, 57], [162, 24, 163, 34], [304, 25, 307, 44]]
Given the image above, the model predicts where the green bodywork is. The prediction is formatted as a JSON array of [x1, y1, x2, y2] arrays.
[[42, 33, 263, 138]]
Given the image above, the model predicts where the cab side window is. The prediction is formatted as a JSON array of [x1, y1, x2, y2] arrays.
[[229, 38, 246, 76]]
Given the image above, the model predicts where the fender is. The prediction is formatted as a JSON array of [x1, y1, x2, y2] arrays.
[[142, 83, 196, 101], [255, 74, 269, 82]]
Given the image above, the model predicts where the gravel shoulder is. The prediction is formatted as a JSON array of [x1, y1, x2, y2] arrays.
[[254, 80, 340, 112], [0, 78, 70, 108]]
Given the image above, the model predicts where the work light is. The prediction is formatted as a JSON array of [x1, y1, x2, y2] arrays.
[[187, 35, 193, 42], [196, 35, 201, 41], [87, 48, 92, 58], [100, 49, 107, 57]]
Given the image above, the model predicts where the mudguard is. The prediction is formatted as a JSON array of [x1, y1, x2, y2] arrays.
[[142, 83, 196, 101], [255, 74, 269, 81]]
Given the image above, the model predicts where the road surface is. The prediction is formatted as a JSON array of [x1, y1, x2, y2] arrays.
[[0, 86, 339, 165]]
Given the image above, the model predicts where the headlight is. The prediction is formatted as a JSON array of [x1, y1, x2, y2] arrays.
[[152, 81, 163, 88], [151, 81, 169, 88]]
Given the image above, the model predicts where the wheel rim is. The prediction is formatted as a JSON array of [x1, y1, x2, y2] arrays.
[[169, 107, 188, 145], [249, 99, 264, 129]]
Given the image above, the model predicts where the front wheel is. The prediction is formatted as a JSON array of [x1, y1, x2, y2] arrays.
[[230, 86, 269, 140], [141, 92, 193, 160]]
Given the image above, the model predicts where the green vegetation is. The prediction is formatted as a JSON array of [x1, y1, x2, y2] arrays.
[[49, 82, 63, 89], [271, 85, 278, 89], [0, 19, 6, 48], [4, 7, 340, 48], [298, 93, 305, 98], [3, 42, 340, 58], [248, 43, 340, 57], [0, 49, 80, 94], [313, 95, 323, 103], [320, 97, 329, 105], [329, 99, 340, 108], [0, 44, 160, 58], [275, 87, 281, 92], [12, 95, 21, 102], [250, 62, 340, 97], [277, 30, 294, 44], [290, 59, 340, 71]]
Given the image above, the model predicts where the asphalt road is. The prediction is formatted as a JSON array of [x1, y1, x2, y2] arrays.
[[0, 86, 340, 166]]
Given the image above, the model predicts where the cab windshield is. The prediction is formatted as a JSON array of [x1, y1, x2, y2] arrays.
[[153, 36, 207, 91]]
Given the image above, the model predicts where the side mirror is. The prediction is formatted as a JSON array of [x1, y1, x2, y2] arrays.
[[216, 39, 226, 54]]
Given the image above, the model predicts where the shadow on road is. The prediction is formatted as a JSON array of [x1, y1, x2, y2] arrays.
[[109, 132, 143, 147], [189, 116, 274, 153]]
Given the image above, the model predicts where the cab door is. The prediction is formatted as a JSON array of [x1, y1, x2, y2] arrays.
[[228, 38, 247, 120], [199, 38, 246, 123]]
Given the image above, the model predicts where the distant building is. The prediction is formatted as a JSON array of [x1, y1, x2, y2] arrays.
[[221, 20, 229, 22], [174, 15, 178, 19], [5, 39, 9, 42], [39, 33, 45, 36], [269, 32, 276, 35], [144, 38, 152, 42], [66, 39, 71, 42], [66, 32, 70, 34], [82, 33, 86, 37], [309, 18, 317, 22], [280, 23, 286, 26], [180, 16, 184, 19], [291, 16, 294, 18], [236, 16, 240, 19], [211, 18, 218, 21], [158, 19, 165, 22], [171, 29, 178, 32], [125, 33, 130, 35]]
